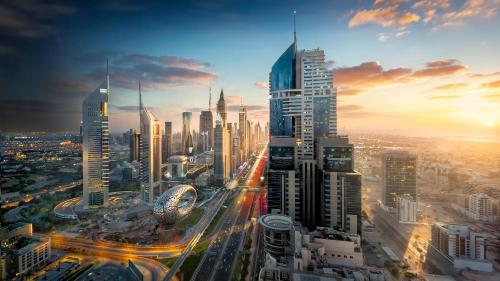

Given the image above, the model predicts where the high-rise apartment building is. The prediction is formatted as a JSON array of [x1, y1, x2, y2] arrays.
[[382, 150, 417, 208], [163, 121, 172, 162], [267, 29, 354, 232], [82, 64, 110, 209], [182, 112, 192, 154], [431, 223, 486, 260], [139, 84, 162, 204]]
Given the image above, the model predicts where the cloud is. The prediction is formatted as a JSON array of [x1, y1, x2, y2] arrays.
[[80, 52, 217, 90], [254, 81, 267, 90], [334, 61, 412, 87], [348, 6, 400, 27], [411, 59, 466, 78], [333, 59, 467, 95], [398, 12, 421, 25], [468, 71, 500, 78], [428, 94, 463, 99], [0, 1, 76, 38], [378, 33, 389, 42], [440, 0, 499, 27], [482, 93, 500, 101], [433, 83, 468, 91], [412, 0, 450, 9], [481, 80, 500, 88]]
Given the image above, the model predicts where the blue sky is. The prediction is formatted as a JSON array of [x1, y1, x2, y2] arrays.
[[1, 0, 499, 139]]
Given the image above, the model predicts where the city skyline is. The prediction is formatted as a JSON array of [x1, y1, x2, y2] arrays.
[[0, 0, 499, 141]]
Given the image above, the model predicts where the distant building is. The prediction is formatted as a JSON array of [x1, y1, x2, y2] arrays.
[[82, 64, 110, 209], [214, 112, 231, 186], [216, 89, 227, 127], [431, 223, 492, 272], [397, 194, 417, 223], [199, 88, 214, 152], [139, 83, 162, 204], [182, 112, 192, 154], [382, 150, 416, 208], [162, 122, 173, 163], [238, 104, 248, 162], [452, 193, 499, 223], [0, 223, 51, 280], [129, 129, 140, 162]]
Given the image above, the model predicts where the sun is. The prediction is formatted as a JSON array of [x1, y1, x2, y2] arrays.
[[484, 120, 495, 127]]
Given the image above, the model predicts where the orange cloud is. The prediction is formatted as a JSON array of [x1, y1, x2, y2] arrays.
[[398, 12, 421, 25], [337, 87, 365, 96], [481, 80, 500, 88], [348, 6, 400, 27], [334, 61, 412, 87], [412, 59, 466, 78], [428, 94, 463, 99], [412, 0, 451, 9], [433, 83, 467, 91], [483, 93, 500, 101]]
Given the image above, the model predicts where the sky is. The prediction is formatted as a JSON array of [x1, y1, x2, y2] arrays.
[[0, 0, 499, 140]]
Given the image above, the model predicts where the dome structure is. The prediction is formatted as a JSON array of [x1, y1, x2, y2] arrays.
[[153, 184, 197, 224]]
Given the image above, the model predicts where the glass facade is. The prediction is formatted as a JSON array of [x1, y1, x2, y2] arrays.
[[322, 147, 353, 172], [270, 99, 293, 137], [313, 96, 331, 138], [270, 42, 296, 92]]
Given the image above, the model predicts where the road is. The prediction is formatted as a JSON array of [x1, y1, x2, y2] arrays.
[[191, 144, 267, 281]]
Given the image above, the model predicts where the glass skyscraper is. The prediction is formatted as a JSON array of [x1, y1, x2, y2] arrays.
[[82, 68, 110, 209]]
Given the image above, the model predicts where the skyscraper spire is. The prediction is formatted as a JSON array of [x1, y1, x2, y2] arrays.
[[240, 96, 243, 106], [293, 10, 297, 45]]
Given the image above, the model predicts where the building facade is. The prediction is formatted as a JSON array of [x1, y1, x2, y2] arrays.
[[139, 84, 162, 204], [181, 112, 192, 154], [163, 121, 172, 163], [267, 35, 360, 232], [82, 67, 110, 209], [382, 150, 417, 208], [397, 194, 417, 223], [130, 129, 140, 162]]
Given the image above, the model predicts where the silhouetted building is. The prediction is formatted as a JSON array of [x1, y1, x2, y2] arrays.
[[130, 129, 140, 162], [163, 121, 172, 163]]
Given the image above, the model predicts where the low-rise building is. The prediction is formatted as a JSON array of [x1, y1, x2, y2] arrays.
[[451, 193, 499, 223], [397, 194, 417, 223], [431, 223, 492, 272], [0, 223, 51, 280]]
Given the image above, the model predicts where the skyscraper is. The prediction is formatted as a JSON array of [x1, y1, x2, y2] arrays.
[[163, 121, 172, 163], [267, 21, 356, 232], [317, 136, 361, 234], [214, 113, 231, 185], [182, 112, 192, 155], [238, 104, 248, 163], [216, 89, 227, 127], [382, 150, 417, 208], [130, 129, 140, 162], [82, 63, 110, 209], [139, 83, 162, 204], [199, 88, 214, 152]]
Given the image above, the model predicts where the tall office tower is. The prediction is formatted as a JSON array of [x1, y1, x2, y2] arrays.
[[227, 123, 234, 176], [199, 90, 214, 152], [382, 150, 417, 208], [182, 112, 192, 153], [139, 84, 162, 204], [317, 136, 361, 234], [216, 89, 227, 127], [163, 121, 172, 163], [130, 129, 140, 162], [238, 104, 248, 162], [268, 25, 339, 230], [82, 63, 110, 209], [185, 132, 194, 156], [214, 113, 231, 186]]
